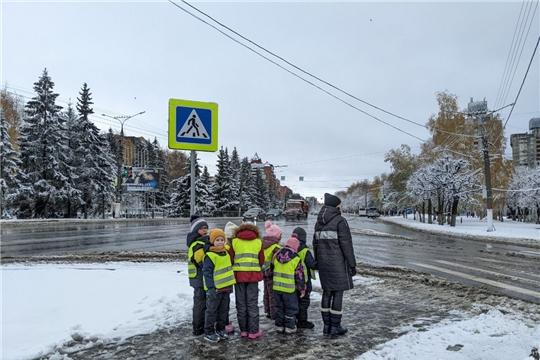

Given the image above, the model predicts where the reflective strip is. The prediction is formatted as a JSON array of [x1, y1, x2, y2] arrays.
[[233, 263, 259, 268], [188, 267, 197, 276], [273, 281, 295, 290], [215, 274, 236, 287], [274, 271, 294, 280], [235, 253, 258, 260], [215, 267, 233, 276], [315, 230, 338, 240]]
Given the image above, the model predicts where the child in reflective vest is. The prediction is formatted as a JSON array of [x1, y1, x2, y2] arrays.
[[202, 229, 236, 342], [228, 223, 265, 339], [223, 221, 239, 334], [272, 234, 306, 334], [261, 221, 283, 319], [292, 227, 317, 329], [186, 216, 209, 336]]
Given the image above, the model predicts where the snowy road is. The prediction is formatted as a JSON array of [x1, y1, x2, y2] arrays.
[[2, 216, 540, 303]]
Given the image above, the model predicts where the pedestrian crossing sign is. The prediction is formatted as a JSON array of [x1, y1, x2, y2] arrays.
[[168, 98, 218, 152]]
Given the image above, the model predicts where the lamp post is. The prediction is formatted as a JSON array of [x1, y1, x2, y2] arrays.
[[102, 111, 145, 215]]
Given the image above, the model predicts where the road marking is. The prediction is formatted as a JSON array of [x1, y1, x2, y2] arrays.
[[520, 250, 540, 256], [474, 257, 507, 264], [411, 262, 540, 298], [434, 260, 540, 284]]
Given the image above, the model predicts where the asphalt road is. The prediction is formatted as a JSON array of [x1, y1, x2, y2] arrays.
[[2, 215, 539, 303]]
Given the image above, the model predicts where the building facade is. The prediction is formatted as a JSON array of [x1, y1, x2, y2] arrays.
[[250, 153, 291, 202], [510, 117, 540, 168]]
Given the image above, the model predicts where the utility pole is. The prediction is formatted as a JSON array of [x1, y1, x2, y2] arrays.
[[467, 98, 495, 231], [102, 111, 145, 217], [480, 121, 494, 231]]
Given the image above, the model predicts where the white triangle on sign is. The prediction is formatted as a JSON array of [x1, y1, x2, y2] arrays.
[[177, 109, 209, 139]]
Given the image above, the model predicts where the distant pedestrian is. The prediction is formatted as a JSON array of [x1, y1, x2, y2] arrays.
[[261, 220, 283, 319], [313, 193, 357, 336], [292, 227, 317, 329], [202, 229, 236, 342], [186, 215, 209, 336], [228, 223, 265, 339], [272, 234, 306, 334]]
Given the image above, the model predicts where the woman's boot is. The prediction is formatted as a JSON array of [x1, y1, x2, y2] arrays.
[[329, 313, 348, 336]]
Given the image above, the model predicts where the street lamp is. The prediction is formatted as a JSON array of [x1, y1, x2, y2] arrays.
[[101, 111, 145, 215]]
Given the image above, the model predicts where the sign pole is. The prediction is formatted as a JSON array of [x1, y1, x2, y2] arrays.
[[190, 150, 196, 216]]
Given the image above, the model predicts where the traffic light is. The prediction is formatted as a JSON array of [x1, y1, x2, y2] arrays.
[[128, 167, 133, 179], [123, 167, 129, 178], [382, 194, 387, 202]]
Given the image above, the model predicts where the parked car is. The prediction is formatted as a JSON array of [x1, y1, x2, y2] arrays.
[[266, 209, 283, 221], [283, 209, 307, 221], [242, 208, 266, 222], [367, 209, 380, 219]]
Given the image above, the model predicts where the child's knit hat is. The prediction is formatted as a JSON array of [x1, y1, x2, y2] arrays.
[[209, 229, 226, 244], [265, 220, 283, 238], [224, 221, 239, 239], [285, 234, 300, 252], [190, 216, 208, 233], [292, 227, 307, 244]]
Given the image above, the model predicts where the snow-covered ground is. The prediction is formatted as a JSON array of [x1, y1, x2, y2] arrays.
[[379, 214, 540, 244], [2, 217, 540, 359]]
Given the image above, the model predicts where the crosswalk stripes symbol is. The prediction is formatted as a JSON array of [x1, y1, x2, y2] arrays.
[[177, 109, 209, 139]]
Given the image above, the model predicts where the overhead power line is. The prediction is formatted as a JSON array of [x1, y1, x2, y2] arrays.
[[168, 0, 426, 142], [503, 35, 540, 128], [496, 0, 539, 110]]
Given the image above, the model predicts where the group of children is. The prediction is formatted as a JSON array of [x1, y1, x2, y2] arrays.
[[185, 216, 317, 342]]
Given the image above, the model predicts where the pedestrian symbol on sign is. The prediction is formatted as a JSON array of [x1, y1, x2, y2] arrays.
[[177, 109, 209, 140]]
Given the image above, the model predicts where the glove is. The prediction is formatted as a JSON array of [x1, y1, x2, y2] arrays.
[[349, 266, 357, 276], [206, 287, 215, 296], [300, 290, 306, 298], [261, 265, 268, 272]]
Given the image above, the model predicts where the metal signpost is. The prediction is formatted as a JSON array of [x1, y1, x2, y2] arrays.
[[168, 99, 218, 215]]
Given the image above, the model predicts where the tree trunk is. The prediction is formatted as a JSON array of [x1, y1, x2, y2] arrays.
[[428, 199, 433, 224], [450, 197, 459, 227]]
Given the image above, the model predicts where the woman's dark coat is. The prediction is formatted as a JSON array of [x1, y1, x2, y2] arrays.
[[312, 205, 356, 291]]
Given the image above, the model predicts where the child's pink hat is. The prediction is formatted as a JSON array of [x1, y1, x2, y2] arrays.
[[285, 234, 300, 252], [265, 220, 282, 238]]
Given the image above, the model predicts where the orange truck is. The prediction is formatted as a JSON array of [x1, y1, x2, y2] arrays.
[[283, 199, 309, 221]]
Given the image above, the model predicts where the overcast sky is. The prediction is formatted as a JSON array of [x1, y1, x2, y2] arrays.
[[2, 0, 539, 200]]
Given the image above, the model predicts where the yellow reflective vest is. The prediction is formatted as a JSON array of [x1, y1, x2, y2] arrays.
[[298, 248, 316, 281], [232, 238, 263, 272], [188, 240, 206, 279], [204, 252, 236, 290], [273, 256, 301, 293], [264, 243, 281, 268]]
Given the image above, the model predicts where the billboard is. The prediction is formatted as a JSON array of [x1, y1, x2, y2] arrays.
[[122, 168, 161, 192]]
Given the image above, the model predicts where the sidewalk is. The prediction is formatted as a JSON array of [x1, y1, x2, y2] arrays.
[[378, 215, 540, 248]]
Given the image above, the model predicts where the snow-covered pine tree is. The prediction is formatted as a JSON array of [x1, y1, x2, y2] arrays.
[[239, 156, 256, 212], [0, 107, 25, 218], [18, 69, 75, 218], [75, 83, 115, 218], [254, 168, 269, 209], [213, 147, 235, 216], [228, 147, 241, 212], [168, 153, 206, 217], [63, 101, 84, 218], [199, 165, 216, 216], [152, 138, 170, 210], [266, 167, 279, 209]]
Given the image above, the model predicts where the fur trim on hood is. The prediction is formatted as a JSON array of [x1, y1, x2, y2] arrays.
[[235, 222, 261, 240]]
